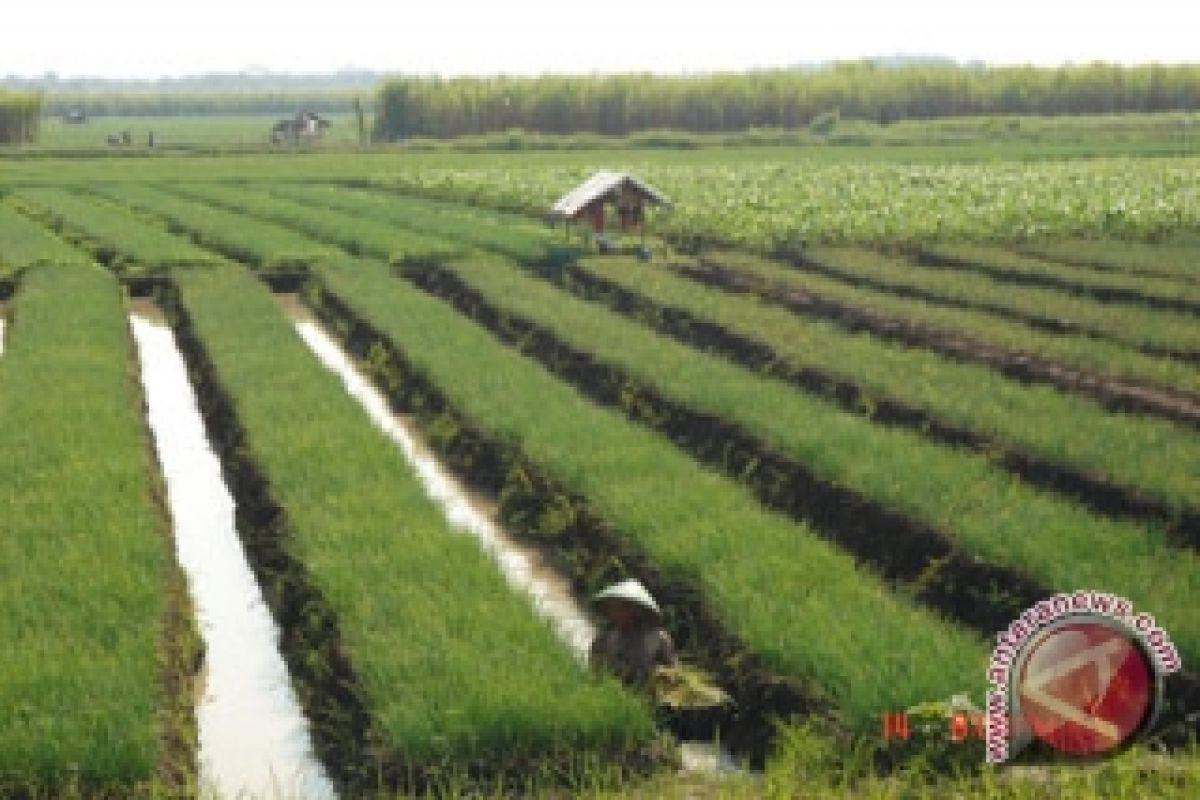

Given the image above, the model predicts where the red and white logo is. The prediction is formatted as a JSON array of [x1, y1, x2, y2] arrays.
[[1015, 618, 1154, 757], [985, 591, 1180, 764]]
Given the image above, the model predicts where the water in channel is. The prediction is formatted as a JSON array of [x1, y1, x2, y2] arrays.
[[288, 307, 597, 661], [130, 311, 335, 800], [0, 316, 6, 356]]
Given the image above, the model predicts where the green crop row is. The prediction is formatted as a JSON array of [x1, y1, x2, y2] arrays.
[[169, 264, 652, 775], [7, 188, 227, 273], [1019, 237, 1200, 284], [920, 243, 1200, 309], [707, 249, 1200, 396], [0, 202, 95, 275], [268, 183, 579, 265], [433, 256, 1200, 659], [90, 184, 992, 724], [166, 182, 464, 264], [309, 255, 990, 727], [576, 255, 1200, 520], [89, 184, 344, 270], [0, 265, 194, 793], [802, 245, 1200, 355]]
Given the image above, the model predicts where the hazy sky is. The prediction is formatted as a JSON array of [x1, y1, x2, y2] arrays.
[[5, 1, 1197, 78]]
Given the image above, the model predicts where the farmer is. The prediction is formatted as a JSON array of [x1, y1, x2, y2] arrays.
[[589, 579, 678, 685]]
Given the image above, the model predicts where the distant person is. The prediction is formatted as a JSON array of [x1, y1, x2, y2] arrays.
[[147, 131, 155, 148], [589, 579, 678, 685]]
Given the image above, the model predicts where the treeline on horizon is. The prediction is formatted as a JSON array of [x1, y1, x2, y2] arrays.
[[0, 90, 41, 143], [375, 62, 1200, 139]]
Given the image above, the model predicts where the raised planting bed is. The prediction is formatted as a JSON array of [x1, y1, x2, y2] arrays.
[[414, 257, 1200, 668], [560, 255, 1200, 549], [1018, 238, 1200, 286], [7, 188, 229, 275], [166, 182, 465, 265], [916, 243, 1200, 316], [302, 257, 992, 745], [159, 265, 654, 794], [0, 201, 95, 275], [796, 245, 1200, 363], [0, 264, 199, 796], [684, 250, 1200, 427], [275, 182, 579, 266], [90, 183, 345, 272]]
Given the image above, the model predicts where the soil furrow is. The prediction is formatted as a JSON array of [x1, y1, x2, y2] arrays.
[[914, 248, 1200, 316], [683, 260, 1200, 430], [552, 262, 1199, 552]]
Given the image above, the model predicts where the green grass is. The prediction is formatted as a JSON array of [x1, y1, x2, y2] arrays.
[[800, 245, 1200, 355], [435, 255, 1200, 663], [577, 255, 1200, 520], [171, 264, 652, 767], [6, 188, 228, 273], [32, 112, 367, 151], [0, 264, 184, 791], [0, 201, 95, 274], [312, 255, 991, 727], [707, 248, 1200, 396]]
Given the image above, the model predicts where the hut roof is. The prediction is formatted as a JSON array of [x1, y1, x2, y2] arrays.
[[549, 171, 670, 219]]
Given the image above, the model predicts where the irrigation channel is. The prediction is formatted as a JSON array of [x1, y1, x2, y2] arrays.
[[280, 295, 744, 778], [0, 315, 6, 356], [129, 306, 335, 800]]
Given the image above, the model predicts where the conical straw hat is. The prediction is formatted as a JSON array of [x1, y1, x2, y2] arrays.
[[593, 579, 662, 618]]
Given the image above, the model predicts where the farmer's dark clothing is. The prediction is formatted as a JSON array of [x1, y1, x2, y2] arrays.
[[590, 625, 677, 684]]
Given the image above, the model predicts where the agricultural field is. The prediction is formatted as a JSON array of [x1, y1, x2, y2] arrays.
[[0, 129, 1198, 798]]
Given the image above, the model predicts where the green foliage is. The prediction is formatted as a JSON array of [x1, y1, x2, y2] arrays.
[[172, 265, 653, 764], [0, 265, 178, 790], [715, 248, 1200, 395], [268, 183, 578, 265], [89, 183, 343, 270], [809, 109, 840, 136], [441, 256, 1200, 664], [376, 63, 1200, 140], [7, 188, 228, 273], [314, 256, 989, 727], [584, 254, 1200, 524], [807, 245, 1200, 354], [0, 201, 95, 274], [0, 89, 41, 144], [166, 182, 463, 264]]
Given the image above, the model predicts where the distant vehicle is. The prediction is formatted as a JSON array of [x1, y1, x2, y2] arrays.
[[63, 109, 87, 124]]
